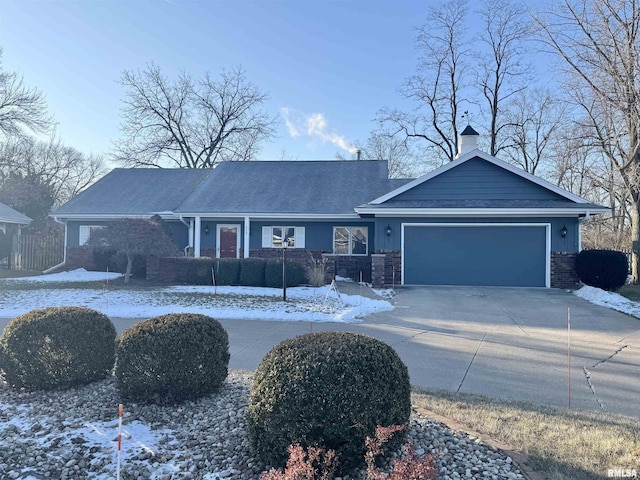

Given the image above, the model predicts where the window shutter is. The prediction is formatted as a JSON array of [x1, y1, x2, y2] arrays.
[[262, 226, 272, 248], [79, 226, 90, 246], [295, 226, 305, 248]]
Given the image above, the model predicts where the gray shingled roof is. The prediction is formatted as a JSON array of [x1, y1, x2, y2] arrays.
[[175, 161, 404, 215], [52, 169, 213, 216], [0, 201, 31, 224]]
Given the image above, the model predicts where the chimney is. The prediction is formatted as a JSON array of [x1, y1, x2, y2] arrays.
[[356, 149, 362, 161], [456, 125, 480, 159]]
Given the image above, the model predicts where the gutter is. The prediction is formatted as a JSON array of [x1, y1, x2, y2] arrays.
[[43, 216, 67, 274], [179, 215, 194, 256]]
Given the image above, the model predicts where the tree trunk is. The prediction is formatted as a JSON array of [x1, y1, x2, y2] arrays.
[[631, 199, 640, 284], [124, 253, 133, 284]]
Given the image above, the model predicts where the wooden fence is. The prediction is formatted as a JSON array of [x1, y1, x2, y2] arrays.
[[10, 232, 64, 271]]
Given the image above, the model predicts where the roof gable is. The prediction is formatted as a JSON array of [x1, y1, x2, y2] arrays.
[[370, 150, 590, 205]]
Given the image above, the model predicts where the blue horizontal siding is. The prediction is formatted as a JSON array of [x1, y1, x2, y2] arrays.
[[393, 158, 566, 201]]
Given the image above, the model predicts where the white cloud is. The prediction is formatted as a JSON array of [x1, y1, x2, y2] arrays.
[[281, 108, 357, 154]]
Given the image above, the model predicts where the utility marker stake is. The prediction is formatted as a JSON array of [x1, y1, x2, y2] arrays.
[[117, 403, 123, 480], [568, 308, 571, 410]]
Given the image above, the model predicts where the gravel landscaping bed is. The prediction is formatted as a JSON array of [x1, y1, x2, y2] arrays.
[[0, 370, 525, 480]]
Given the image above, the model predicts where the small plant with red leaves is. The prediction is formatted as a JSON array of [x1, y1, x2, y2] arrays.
[[259, 444, 338, 480]]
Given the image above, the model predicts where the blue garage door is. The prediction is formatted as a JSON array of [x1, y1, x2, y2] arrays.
[[403, 225, 547, 287]]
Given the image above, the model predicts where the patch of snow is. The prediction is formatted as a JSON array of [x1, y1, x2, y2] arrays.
[[0, 283, 393, 323], [4, 268, 122, 283], [574, 285, 640, 318]]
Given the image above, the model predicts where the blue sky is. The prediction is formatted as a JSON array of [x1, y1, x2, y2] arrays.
[[0, 0, 434, 162]]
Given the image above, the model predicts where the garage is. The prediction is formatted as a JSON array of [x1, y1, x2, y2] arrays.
[[402, 223, 550, 287]]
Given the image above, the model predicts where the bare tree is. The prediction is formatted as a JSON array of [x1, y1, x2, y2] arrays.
[[0, 135, 106, 206], [536, 0, 640, 280], [336, 130, 429, 178], [378, 0, 470, 163], [502, 88, 568, 177], [476, 0, 532, 156], [114, 64, 277, 168], [0, 48, 52, 137]]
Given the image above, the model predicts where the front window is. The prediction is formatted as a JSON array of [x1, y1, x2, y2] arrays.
[[271, 227, 296, 247], [79, 225, 104, 245], [333, 227, 368, 255]]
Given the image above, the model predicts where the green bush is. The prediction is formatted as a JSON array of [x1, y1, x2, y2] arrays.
[[186, 257, 214, 285], [576, 249, 628, 291], [265, 259, 306, 288], [115, 313, 229, 403], [0, 307, 116, 391], [239, 258, 266, 287], [248, 332, 411, 474], [213, 258, 241, 285]]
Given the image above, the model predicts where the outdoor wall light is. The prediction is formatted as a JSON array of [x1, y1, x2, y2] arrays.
[[560, 225, 568, 238], [386, 225, 392, 237], [204, 225, 210, 235]]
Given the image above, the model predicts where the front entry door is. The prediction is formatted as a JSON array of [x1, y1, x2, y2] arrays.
[[217, 224, 241, 258]]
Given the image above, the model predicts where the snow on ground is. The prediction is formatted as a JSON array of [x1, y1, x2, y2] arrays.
[[574, 285, 640, 318], [0, 270, 393, 322], [4, 268, 122, 283]]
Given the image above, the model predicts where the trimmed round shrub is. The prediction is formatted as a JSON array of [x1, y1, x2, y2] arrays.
[[115, 313, 229, 403], [0, 307, 116, 391], [576, 249, 628, 291], [265, 259, 306, 288], [248, 332, 411, 473], [239, 258, 266, 286]]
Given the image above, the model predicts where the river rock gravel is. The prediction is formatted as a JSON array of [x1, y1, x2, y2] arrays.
[[0, 370, 525, 480]]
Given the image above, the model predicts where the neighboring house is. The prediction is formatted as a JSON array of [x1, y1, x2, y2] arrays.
[[51, 128, 608, 288], [0, 201, 31, 237]]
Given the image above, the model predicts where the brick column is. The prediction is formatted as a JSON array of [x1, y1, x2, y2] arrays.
[[551, 252, 579, 289], [371, 254, 385, 288]]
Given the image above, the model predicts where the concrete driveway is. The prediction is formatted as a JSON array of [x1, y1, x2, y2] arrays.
[[2, 285, 639, 417], [217, 285, 640, 418]]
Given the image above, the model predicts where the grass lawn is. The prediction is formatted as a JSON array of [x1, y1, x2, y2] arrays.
[[412, 388, 640, 480], [617, 284, 640, 301]]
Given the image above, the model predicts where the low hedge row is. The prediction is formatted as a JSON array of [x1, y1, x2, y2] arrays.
[[167, 257, 306, 287]]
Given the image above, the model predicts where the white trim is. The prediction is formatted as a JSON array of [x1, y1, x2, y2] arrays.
[[400, 222, 551, 288], [216, 224, 242, 258], [194, 217, 201, 257], [244, 217, 250, 258], [0, 216, 31, 225], [369, 150, 593, 205], [175, 212, 360, 219], [355, 207, 608, 217]]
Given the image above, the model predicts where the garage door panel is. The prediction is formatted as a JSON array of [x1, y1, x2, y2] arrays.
[[403, 225, 547, 287]]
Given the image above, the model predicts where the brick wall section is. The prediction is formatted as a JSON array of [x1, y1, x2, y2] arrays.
[[551, 252, 579, 289], [372, 252, 401, 288]]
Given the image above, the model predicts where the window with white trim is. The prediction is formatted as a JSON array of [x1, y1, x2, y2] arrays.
[[261, 226, 305, 248], [333, 227, 368, 255], [79, 225, 104, 245]]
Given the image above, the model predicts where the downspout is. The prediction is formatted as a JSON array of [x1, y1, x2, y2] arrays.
[[578, 210, 590, 252], [179, 216, 194, 256], [43, 216, 67, 274]]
